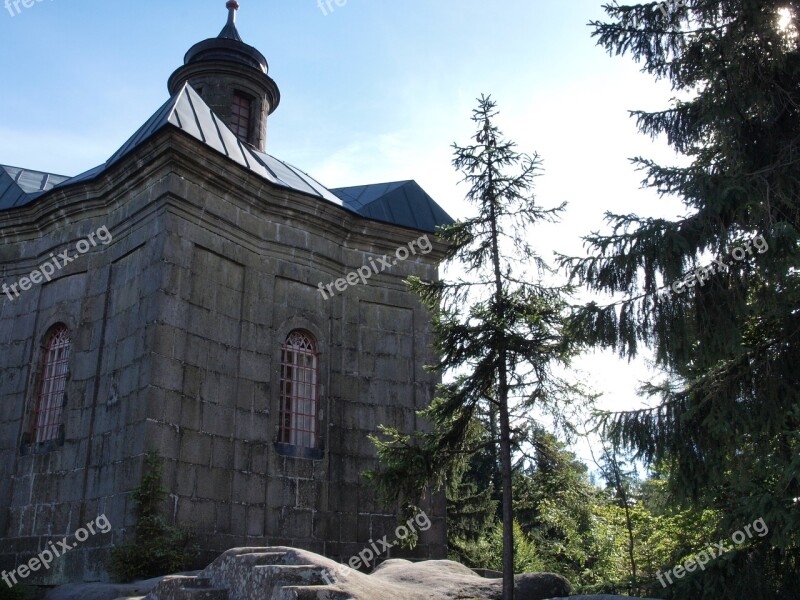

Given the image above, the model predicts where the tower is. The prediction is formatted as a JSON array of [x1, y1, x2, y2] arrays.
[[168, 1, 280, 151]]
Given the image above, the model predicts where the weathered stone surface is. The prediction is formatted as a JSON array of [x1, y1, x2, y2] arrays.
[[1, 10, 452, 587], [141, 546, 573, 600], [544, 597, 662, 600], [0, 139, 449, 583], [42, 573, 193, 600]]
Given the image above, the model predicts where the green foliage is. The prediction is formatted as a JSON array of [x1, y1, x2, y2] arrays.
[[368, 96, 589, 597], [364, 390, 487, 513], [512, 432, 623, 592], [558, 2, 800, 597], [455, 520, 544, 575], [108, 450, 197, 582], [0, 585, 29, 600], [545, 473, 722, 596], [446, 442, 499, 566]]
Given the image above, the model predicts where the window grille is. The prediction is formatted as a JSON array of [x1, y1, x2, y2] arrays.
[[230, 93, 252, 143], [32, 325, 71, 444], [279, 331, 318, 449]]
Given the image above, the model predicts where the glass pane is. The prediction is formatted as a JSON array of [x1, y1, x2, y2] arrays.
[[279, 331, 318, 449], [33, 326, 71, 444]]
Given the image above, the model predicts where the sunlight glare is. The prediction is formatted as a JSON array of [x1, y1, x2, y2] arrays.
[[777, 7, 798, 41]]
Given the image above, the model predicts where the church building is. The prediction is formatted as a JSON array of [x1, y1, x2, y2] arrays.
[[0, 2, 451, 583]]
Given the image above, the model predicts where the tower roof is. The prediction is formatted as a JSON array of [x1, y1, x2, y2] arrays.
[[181, 1, 269, 74], [218, 0, 242, 41], [0, 5, 453, 232], [0, 84, 453, 233]]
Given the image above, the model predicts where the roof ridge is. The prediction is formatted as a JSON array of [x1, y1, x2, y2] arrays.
[[0, 89, 452, 232], [331, 179, 412, 190], [0, 164, 71, 180]]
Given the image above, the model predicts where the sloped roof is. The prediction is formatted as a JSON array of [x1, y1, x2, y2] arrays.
[[331, 181, 453, 233], [105, 83, 347, 206], [0, 165, 71, 210], [0, 84, 453, 233]]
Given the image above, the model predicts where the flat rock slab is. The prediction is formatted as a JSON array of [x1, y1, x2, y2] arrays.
[[44, 549, 669, 600], [143, 546, 574, 599], [365, 558, 573, 599], [42, 573, 197, 600], [545, 596, 663, 600]]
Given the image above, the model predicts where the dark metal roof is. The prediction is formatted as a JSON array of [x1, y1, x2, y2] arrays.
[[218, 1, 242, 41], [332, 181, 454, 233], [0, 84, 453, 233], [182, 1, 268, 73], [0, 165, 71, 211]]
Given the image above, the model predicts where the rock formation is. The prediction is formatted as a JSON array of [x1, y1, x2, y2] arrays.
[[143, 546, 574, 600]]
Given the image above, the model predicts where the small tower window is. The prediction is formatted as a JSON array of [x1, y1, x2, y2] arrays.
[[31, 324, 71, 444], [230, 92, 252, 143], [279, 331, 318, 449]]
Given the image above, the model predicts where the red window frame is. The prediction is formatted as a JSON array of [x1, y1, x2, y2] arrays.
[[279, 331, 318, 449], [31, 325, 71, 444], [230, 92, 252, 143]]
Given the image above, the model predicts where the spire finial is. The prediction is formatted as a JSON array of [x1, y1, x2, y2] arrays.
[[226, 0, 239, 25], [218, 0, 242, 41]]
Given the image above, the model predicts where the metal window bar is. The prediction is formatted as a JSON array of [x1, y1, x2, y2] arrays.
[[230, 94, 251, 143], [279, 331, 318, 449], [32, 326, 71, 444]]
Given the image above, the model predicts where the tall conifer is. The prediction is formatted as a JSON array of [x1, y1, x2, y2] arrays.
[[562, 3, 800, 596], [368, 96, 582, 599]]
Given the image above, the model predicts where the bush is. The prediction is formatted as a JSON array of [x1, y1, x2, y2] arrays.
[[108, 451, 197, 582], [451, 520, 545, 574], [0, 585, 30, 600]]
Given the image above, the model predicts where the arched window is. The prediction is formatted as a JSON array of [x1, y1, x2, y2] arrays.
[[32, 324, 71, 444], [279, 330, 318, 449]]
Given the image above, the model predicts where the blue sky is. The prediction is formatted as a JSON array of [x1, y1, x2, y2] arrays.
[[0, 0, 686, 465]]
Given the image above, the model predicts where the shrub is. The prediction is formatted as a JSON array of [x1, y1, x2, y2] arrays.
[[108, 450, 197, 581], [452, 520, 545, 574], [0, 585, 30, 600]]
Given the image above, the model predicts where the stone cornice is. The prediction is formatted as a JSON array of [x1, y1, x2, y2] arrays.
[[0, 127, 449, 266]]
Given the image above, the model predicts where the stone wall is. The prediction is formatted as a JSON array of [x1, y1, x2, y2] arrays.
[[0, 130, 447, 584], [0, 157, 175, 583], [146, 140, 446, 564]]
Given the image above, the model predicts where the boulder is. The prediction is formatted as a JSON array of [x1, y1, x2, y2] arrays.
[[544, 597, 662, 600], [136, 546, 573, 599]]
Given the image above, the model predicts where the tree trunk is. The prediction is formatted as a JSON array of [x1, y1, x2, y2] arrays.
[[486, 137, 514, 600], [498, 377, 515, 600], [617, 465, 637, 594], [489, 402, 501, 502], [607, 449, 637, 594]]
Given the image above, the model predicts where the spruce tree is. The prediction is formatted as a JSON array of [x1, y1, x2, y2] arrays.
[[513, 430, 600, 589], [594, 442, 641, 595], [561, 2, 800, 597], [446, 446, 499, 567], [367, 96, 583, 599], [109, 451, 196, 581]]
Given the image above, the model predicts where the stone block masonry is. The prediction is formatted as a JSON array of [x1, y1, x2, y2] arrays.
[[2, 514, 111, 590], [0, 131, 447, 584]]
